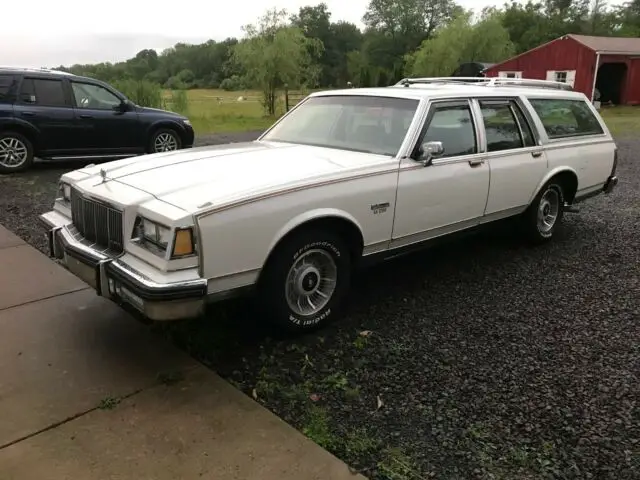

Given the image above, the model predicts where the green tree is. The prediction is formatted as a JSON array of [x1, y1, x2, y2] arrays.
[[232, 8, 323, 115], [406, 9, 515, 77]]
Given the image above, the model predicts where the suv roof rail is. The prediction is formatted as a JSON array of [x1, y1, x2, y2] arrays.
[[395, 77, 573, 91], [0, 66, 75, 76]]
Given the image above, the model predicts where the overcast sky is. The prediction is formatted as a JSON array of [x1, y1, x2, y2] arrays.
[[0, 0, 625, 67]]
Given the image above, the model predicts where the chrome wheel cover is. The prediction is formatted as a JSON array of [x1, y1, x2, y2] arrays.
[[285, 249, 337, 316], [537, 187, 560, 234], [0, 137, 28, 168]]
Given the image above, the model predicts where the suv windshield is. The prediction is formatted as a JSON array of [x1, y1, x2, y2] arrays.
[[261, 95, 420, 156]]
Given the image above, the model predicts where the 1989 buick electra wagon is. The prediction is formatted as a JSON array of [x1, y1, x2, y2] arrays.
[[40, 77, 619, 332]]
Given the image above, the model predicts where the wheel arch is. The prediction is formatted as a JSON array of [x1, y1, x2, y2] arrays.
[[0, 121, 40, 153], [529, 167, 579, 205], [258, 209, 365, 282], [146, 120, 186, 145]]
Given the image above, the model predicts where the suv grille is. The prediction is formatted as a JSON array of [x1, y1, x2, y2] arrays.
[[70, 188, 124, 254]]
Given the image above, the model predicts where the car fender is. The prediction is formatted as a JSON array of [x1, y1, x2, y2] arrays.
[[0, 117, 41, 147], [267, 208, 365, 255], [528, 166, 579, 204], [146, 119, 185, 135]]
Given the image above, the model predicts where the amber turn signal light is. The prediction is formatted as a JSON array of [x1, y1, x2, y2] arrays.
[[172, 228, 195, 257]]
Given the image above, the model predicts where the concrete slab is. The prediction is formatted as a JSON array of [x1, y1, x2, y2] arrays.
[[0, 289, 195, 447], [0, 225, 24, 250], [0, 244, 88, 311], [0, 367, 364, 480]]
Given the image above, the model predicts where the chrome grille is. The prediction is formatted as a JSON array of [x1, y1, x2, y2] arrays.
[[70, 188, 124, 254]]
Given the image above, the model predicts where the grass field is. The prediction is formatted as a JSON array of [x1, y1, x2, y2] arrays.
[[163, 88, 309, 134], [170, 88, 640, 137]]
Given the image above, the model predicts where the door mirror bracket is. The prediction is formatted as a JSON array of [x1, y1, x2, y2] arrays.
[[415, 141, 444, 167]]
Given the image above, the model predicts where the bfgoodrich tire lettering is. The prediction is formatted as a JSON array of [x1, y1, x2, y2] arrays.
[[259, 230, 352, 333]]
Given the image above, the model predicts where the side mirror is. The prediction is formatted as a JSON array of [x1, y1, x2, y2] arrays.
[[416, 141, 444, 166], [114, 100, 131, 112]]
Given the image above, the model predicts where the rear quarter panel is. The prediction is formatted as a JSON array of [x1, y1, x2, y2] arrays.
[[521, 94, 615, 197], [195, 168, 399, 294]]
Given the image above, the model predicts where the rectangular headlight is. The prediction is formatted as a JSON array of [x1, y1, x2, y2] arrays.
[[58, 182, 71, 202], [133, 216, 171, 253]]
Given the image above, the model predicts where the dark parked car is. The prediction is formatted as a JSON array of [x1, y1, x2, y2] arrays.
[[0, 67, 194, 173]]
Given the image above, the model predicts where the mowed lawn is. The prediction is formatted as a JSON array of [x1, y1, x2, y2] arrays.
[[169, 88, 640, 137]]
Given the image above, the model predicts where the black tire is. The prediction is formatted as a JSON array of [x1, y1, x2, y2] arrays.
[[0, 131, 34, 174], [148, 128, 181, 154], [258, 229, 352, 333], [521, 179, 565, 244]]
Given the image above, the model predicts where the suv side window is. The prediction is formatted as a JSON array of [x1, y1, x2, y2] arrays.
[[71, 82, 121, 110], [421, 102, 477, 158], [479, 99, 536, 152], [528, 98, 604, 139], [0, 75, 16, 103], [19, 78, 67, 107]]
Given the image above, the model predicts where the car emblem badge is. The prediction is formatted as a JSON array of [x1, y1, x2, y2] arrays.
[[99, 168, 107, 183]]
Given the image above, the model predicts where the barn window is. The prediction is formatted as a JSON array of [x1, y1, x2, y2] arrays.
[[546, 70, 576, 87], [498, 71, 522, 79]]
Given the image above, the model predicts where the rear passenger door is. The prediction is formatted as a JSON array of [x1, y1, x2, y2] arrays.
[[14, 76, 76, 154], [475, 97, 547, 216], [392, 99, 490, 247]]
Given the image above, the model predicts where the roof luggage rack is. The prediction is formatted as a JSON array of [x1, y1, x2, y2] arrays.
[[0, 66, 75, 76], [395, 77, 573, 91]]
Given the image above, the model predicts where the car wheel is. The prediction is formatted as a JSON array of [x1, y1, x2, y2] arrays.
[[522, 180, 565, 243], [258, 229, 352, 333], [0, 132, 34, 174], [149, 128, 181, 153]]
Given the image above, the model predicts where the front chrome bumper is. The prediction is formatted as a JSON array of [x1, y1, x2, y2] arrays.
[[40, 211, 207, 321]]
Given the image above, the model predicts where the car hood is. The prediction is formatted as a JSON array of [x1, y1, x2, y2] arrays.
[[74, 141, 392, 213], [135, 105, 185, 118]]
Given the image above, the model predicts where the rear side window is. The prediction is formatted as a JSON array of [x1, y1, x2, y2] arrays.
[[529, 98, 604, 139], [479, 99, 537, 152], [0, 74, 15, 103], [19, 78, 67, 107]]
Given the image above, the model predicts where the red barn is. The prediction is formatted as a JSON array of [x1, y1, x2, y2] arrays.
[[484, 34, 640, 105]]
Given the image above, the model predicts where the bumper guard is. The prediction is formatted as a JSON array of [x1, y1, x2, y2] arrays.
[[40, 212, 207, 321]]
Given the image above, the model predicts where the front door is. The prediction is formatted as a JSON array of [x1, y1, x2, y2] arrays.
[[391, 99, 490, 249], [70, 80, 141, 154]]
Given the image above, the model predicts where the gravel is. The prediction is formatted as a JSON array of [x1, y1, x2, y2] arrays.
[[1, 135, 638, 480]]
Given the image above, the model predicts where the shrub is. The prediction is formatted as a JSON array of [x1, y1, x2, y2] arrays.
[[112, 79, 163, 108], [219, 75, 247, 91], [168, 89, 189, 116]]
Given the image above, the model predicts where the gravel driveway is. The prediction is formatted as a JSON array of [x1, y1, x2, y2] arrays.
[[0, 135, 638, 479]]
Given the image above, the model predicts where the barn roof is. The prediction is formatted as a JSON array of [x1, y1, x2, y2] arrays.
[[567, 34, 640, 55]]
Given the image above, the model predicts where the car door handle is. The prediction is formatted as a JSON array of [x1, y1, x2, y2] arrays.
[[21, 111, 35, 117], [531, 150, 543, 158], [468, 158, 484, 166], [79, 114, 93, 119]]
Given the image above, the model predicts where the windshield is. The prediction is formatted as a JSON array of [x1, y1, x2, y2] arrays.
[[261, 95, 420, 156]]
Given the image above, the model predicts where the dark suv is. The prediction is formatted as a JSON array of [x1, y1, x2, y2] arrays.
[[0, 67, 194, 173]]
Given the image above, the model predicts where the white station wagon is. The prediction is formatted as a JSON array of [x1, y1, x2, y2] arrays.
[[40, 77, 619, 332]]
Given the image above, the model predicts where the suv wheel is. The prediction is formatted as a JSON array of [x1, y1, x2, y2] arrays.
[[0, 132, 34, 173], [522, 180, 565, 243], [258, 229, 352, 333], [149, 128, 181, 153]]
